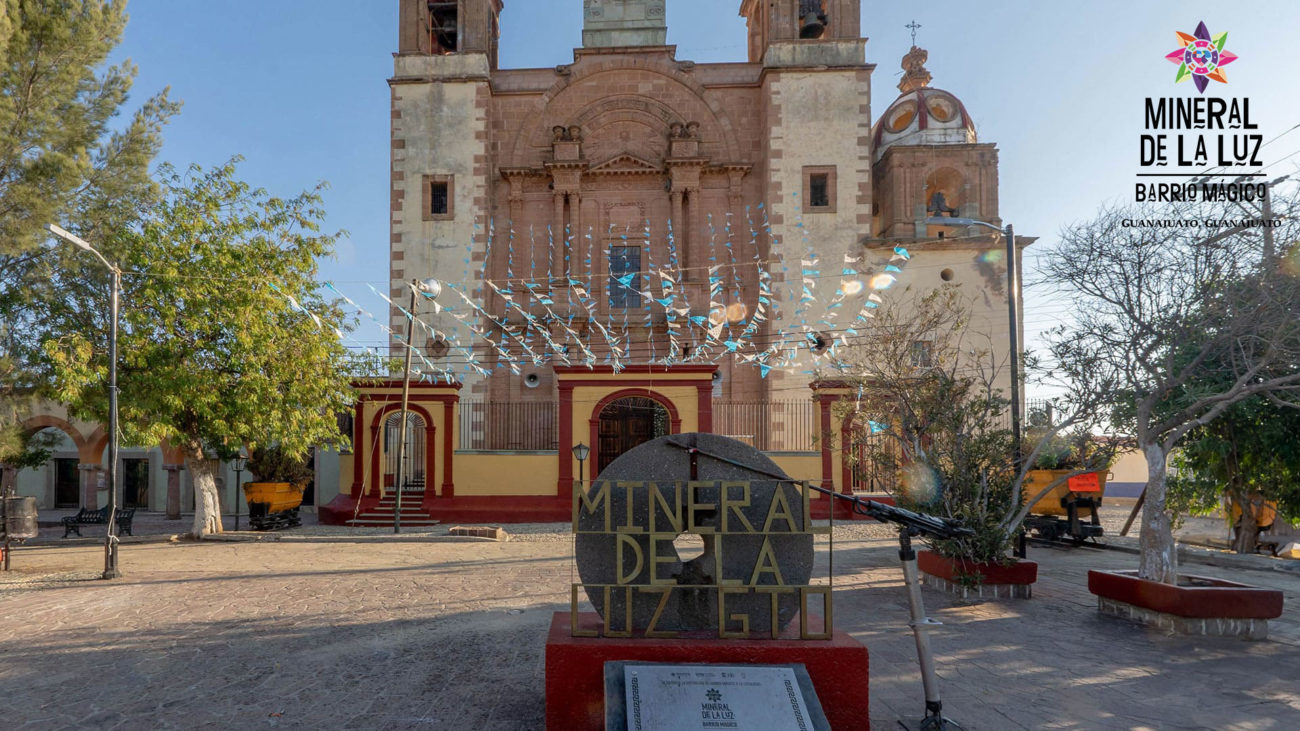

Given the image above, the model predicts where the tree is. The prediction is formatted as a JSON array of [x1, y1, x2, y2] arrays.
[[835, 287, 1117, 563], [1169, 392, 1300, 553], [1041, 194, 1300, 583], [0, 0, 177, 463], [42, 161, 354, 537]]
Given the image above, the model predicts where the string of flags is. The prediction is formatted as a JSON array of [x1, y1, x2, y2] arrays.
[[262, 191, 919, 385]]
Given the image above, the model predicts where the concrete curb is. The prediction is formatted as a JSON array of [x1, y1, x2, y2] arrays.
[[276, 534, 503, 544], [21, 534, 185, 548], [21, 532, 508, 547], [1098, 534, 1298, 574]]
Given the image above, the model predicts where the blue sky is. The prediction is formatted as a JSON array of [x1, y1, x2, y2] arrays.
[[112, 1, 1300, 366]]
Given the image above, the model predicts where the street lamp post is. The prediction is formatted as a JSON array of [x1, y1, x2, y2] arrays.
[[572, 443, 590, 491], [45, 224, 122, 580], [925, 217, 1021, 470], [393, 277, 442, 534], [233, 450, 247, 531]]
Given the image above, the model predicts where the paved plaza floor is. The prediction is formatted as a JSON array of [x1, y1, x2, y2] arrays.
[[2, 522, 1299, 730]]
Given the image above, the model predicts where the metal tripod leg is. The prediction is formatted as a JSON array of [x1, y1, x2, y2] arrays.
[[897, 529, 963, 731]]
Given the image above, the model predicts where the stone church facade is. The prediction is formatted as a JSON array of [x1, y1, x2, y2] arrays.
[[334, 0, 1026, 522]]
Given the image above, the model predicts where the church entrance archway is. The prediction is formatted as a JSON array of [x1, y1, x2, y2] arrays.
[[596, 397, 670, 475], [383, 412, 427, 493]]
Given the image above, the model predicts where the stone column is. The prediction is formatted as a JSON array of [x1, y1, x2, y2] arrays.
[[506, 175, 525, 287], [552, 192, 567, 283], [671, 190, 686, 279], [687, 188, 703, 282], [78, 464, 102, 509], [164, 463, 184, 519], [569, 192, 582, 279]]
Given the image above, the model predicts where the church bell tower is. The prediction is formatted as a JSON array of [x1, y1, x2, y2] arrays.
[[582, 0, 668, 48]]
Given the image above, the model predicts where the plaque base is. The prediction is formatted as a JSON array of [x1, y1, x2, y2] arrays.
[[545, 612, 869, 730]]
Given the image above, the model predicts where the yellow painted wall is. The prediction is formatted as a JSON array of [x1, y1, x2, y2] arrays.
[[569, 383, 702, 481], [351, 384, 459, 498], [768, 452, 831, 504], [1110, 449, 1149, 484], [454, 452, 558, 496], [768, 453, 822, 483]]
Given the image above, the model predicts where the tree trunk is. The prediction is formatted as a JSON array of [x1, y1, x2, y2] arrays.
[[185, 447, 223, 538], [0, 464, 15, 497], [1225, 440, 1257, 554], [1137, 442, 1178, 584], [1230, 489, 1259, 554]]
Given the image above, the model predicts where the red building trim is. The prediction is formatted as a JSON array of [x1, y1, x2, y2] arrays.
[[553, 365, 717, 376], [351, 399, 366, 495], [554, 365, 715, 495], [441, 408, 456, 497], [557, 384, 575, 495], [817, 393, 835, 488], [350, 379, 463, 390], [368, 402, 437, 497], [587, 388, 683, 482], [695, 383, 714, 432]]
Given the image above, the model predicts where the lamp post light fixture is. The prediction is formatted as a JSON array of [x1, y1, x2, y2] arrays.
[[233, 450, 247, 531], [45, 223, 123, 580], [572, 443, 590, 490], [393, 277, 443, 534], [924, 216, 1022, 470]]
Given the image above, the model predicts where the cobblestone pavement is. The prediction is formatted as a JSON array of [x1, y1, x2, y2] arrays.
[[2, 525, 1299, 730]]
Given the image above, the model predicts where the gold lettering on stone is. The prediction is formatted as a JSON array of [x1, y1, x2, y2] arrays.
[[755, 587, 796, 638], [649, 481, 682, 533], [616, 533, 645, 584], [748, 536, 786, 586], [762, 487, 798, 533], [718, 587, 751, 639], [640, 586, 677, 638], [648, 532, 676, 585], [720, 481, 755, 533]]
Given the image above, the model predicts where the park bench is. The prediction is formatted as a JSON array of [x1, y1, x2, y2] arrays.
[[61, 507, 135, 538]]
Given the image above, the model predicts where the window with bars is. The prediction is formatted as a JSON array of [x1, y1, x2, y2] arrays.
[[609, 245, 641, 308], [422, 175, 453, 220], [802, 165, 836, 212]]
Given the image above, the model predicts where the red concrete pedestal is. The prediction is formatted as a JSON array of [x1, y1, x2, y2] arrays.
[[545, 612, 869, 730]]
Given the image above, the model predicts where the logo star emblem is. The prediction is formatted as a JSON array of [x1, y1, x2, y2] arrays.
[[1165, 21, 1237, 94], [706, 688, 722, 702]]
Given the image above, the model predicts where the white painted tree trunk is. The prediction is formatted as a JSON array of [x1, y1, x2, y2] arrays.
[[185, 449, 224, 538], [1137, 442, 1177, 584]]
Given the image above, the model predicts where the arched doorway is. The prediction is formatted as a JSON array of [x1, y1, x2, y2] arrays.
[[382, 412, 427, 493], [597, 397, 670, 474]]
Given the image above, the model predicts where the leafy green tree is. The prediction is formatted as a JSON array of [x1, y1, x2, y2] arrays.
[[1042, 195, 1300, 584], [835, 287, 1117, 563], [1169, 394, 1300, 552], [0, 0, 177, 464], [43, 161, 353, 537]]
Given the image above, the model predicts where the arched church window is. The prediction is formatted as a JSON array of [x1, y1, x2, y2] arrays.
[[924, 168, 964, 218], [927, 97, 956, 122], [887, 103, 916, 133]]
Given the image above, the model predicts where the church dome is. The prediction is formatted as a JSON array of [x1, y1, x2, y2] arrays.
[[872, 47, 976, 161]]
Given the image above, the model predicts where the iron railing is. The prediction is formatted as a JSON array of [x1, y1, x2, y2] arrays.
[[458, 400, 558, 451], [712, 400, 818, 452]]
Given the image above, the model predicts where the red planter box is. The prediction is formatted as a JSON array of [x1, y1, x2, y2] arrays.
[[917, 550, 1038, 585], [546, 612, 869, 731], [1087, 569, 1283, 619]]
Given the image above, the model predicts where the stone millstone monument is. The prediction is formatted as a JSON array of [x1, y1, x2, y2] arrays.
[[546, 434, 869, 731], [575, 433, 814, 635]]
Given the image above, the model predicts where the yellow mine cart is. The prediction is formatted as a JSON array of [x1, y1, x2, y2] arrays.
[[1023, 469, 1107, 543], [243, 482, 305, 531]]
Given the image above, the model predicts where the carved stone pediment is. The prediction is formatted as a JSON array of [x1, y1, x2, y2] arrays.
[[587, 153, 663, 176]]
